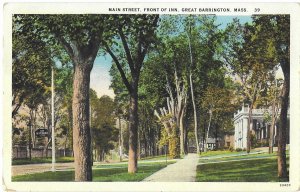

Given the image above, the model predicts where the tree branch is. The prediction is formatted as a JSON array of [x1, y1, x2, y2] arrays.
[[118, 26, 135, 73], [55, 35, 75, 60], [85, 34, 102, 63], [104, 43, 132, 93]]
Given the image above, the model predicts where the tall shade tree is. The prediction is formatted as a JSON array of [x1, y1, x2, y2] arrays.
[[154, 70, 187, 158], [185, 16, 200, 154], [13, 15, 54, 158], [12, 16, 53, 118], [90, 94, 118, 162], [252, 15, 290, 179], [201, 84, 238, 151], [223, 18, 275, 153], [15, 14, 111, 181], [105, 15, 159, 173]]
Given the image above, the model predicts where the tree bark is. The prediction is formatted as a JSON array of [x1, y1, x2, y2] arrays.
[[128, 88, 138, 173], [190, 75, 200, 154], [179, 109, 185, 155], [187, 24, 200, 154], [44, 138, 51, 158], [277, 59, 289, 179], [247, 104, 254, 153], [72, 64, 92, 181], [269, 100, 279, 154]]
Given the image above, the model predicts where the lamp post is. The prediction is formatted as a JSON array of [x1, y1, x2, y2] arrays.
[[51, 66, 55, 172]]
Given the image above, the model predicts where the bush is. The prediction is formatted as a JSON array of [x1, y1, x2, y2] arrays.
[[168, 135, 180, 159], [262, 140, 269, 147], [229, 146, 234, 152], [236, 148, 242, 152]]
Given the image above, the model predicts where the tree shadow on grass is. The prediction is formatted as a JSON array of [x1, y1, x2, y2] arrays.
[[197, 158, 289, 182], [12, 163, 168, 182]]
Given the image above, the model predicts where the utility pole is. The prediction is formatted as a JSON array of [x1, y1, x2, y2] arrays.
[[51, 66, 55, 172]]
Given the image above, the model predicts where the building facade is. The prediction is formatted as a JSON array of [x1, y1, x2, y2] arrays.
[[233, 105, 289, 149]]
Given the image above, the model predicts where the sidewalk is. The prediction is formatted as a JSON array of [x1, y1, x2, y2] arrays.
[[143, 153, 199, 182]]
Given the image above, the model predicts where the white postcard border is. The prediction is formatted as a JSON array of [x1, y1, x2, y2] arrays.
[[2, 2, 300, 192]]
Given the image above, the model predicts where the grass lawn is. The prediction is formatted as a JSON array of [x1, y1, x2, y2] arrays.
[[197, 155, 289, 182], [199, 152, 280, 163], [199, 150, 246, 157], [12, 162, 174, 182], [12, 157, 74, 165], [12, 154, 173, 165], [141, 155, 173, 161]]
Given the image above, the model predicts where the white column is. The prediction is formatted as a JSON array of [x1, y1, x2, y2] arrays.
[[243, 117, 247, 149]]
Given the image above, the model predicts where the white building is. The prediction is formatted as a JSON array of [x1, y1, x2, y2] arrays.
[[233, 105, 289, 149]]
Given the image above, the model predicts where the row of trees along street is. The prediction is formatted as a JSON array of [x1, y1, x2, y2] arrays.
[[12, 15, 290, 181]]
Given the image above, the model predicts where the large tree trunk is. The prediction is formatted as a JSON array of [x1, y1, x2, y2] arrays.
[[29, 109, 37, 149], [179, 110, 185, 155], [269, 100, 278, 154], [247, 104, 254, 153], [128, 88, 138, 173], [190, 74, 199, 154], [184, 120, 188, 153], [277, 60, 289, 179], [44, 137, 51, 158], [187, 25, 200, 154], [72, 64, 92, 181]]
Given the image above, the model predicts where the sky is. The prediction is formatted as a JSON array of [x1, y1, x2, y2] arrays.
[[90, 55, 114, 98], [90, 16, 253, 98]]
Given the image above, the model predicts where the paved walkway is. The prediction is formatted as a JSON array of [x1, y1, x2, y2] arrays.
[[143, 153, 199, 182]]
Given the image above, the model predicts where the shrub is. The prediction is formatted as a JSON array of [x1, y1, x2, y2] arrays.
[[229, 146, 234, 152], [168, 135, 180, 159], [236, 148, 242, 152], [262, 140, 269, 147]]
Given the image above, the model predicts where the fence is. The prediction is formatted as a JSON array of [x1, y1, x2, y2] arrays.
[[12, 146, 73, 159]]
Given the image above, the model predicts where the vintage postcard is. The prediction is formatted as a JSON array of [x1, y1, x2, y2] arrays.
[[2, 1, 300, 192]]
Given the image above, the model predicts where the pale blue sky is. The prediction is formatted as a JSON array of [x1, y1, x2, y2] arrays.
[[90, 55, 114, 98], [90, 16, 252, 98]]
